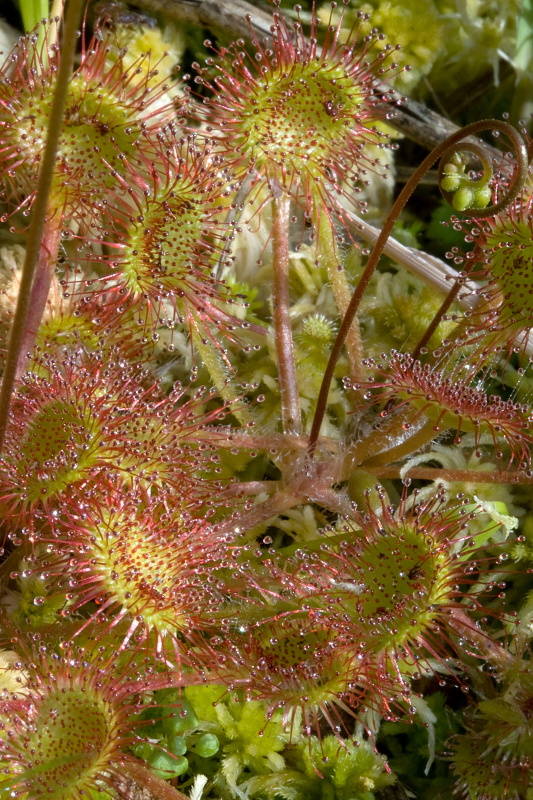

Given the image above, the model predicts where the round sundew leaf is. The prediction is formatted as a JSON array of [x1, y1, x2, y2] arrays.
[[20, 399, 102, 503], [20, 687, 118, 799], [0, 27, 175, 219], [199, 6, 395, 208], [235, 60, 363, 180], [364, 352, 533, 467], [484, 218, 533, 328], [121, 186, 206, 298], [350, 523, 451, 651], [229, 615, 366, 714]]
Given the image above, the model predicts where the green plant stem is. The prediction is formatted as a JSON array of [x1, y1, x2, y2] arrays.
[[0, 0, 83, 451], [357, 419, 437, 469], [18, 0, 49, 34], [308, 119, 528, 455], [363, 465, 533, 485], [190, 313, 251, 427], [271, 192, 301, 434], [315, 207, 364, 380], [448, 608, 513, 666], [124, 760, 190, 800]]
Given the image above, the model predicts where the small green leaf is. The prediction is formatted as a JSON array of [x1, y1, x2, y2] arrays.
[[148, 750, 189, 779], [191, 732, 220, 758], [167, 735, 188, 756]]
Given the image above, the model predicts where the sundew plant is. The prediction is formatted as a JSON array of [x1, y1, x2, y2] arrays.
[[0, 0, 531, 799]]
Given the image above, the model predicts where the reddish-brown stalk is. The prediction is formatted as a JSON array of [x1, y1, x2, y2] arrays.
[[0, 6, 83, 451], [0, 12, 185, 448]]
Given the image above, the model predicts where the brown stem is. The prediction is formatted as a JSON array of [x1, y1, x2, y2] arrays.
[[308, 119, 528, 455], [271, 192, 301, 434], [0, 0, 84, 450], [363, 465, 533, 485], [123, 760, 189, 800], [411, 277, 462, 360]]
